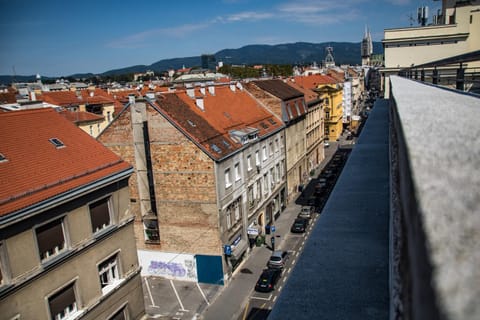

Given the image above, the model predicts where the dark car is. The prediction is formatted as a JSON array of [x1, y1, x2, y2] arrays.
[[267, 250, 288, 269], [290, 218, 308, 233], [255, 269, 281, 292]]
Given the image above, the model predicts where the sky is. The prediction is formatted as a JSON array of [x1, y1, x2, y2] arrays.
[[0, 0, 441, 77]]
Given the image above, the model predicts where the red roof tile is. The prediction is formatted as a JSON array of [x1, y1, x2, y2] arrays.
[[58, 109, 104, 124], [154, 85, 283, 160], [292, 74, 339, 90], [39, 90, 115, 107], [0, 108, 131, 216]]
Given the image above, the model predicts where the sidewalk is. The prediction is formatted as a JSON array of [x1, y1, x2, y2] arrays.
[[200, 141, 341, 320]]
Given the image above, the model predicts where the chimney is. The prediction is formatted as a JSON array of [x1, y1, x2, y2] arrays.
[[208, 85, 215, 95], [128, 94, 136, 104], [89, 91, 94, 97], [30, 91, 36, 101], [200, 86, 206, 95], [195, 97, 204, 111], [186, 88, 195, 98], [230, 84, 236, 92], [236, 82, 243, 90]]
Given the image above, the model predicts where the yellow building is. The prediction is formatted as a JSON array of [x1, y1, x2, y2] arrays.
[[315, 79, 343, 142], [382, 0, 480, 96]]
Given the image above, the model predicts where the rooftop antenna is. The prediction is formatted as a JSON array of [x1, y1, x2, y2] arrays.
[[408, 13, 416, 26]]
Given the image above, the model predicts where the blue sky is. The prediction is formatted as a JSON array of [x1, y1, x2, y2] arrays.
[[0, 0, 441, 77]]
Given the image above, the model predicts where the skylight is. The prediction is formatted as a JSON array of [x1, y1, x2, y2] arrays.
[[222, 139, 231, 149], [187, 120, 196, 127], [49, 138, 65, 148], [0, 153, 7, 162], [268, 118, 277, 125], [260, 122, 269, 129], [211, 144, 222, 153]]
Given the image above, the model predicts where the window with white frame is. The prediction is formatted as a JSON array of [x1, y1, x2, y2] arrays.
[[248, 185, 255, 209], [98, 254, 120, 293], [270, 168, 275, 188], [48, 283, 78, 320], [255, 151, 260, 166], [234, 200, 241, 222], [36, 218, 66, 262], [275, 138, 279, 153], [262, 146, 267, 161], [276, 163, 281, 183], [256, 179, 262, 201], [263, 174, 268, 195], [226, 208, 232, 229], [89, 197, 112, 233], [269, 142, 274, 157], [247, 155, 252, 171], [225, 169, 232, 188], [234, 163, 241, 181]]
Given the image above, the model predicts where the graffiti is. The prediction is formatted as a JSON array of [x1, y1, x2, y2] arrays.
[[148, 260, 186, 277]]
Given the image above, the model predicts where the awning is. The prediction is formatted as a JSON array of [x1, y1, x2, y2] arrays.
[[230, 239, 248, 260]]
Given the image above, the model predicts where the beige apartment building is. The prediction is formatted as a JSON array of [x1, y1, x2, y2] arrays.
[[245, 80, 308, 202], [382, 0, 480, 95], [0, 109, 145, 320]]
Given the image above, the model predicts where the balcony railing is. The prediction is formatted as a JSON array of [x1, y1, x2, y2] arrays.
[[397, 50, 480, 94]]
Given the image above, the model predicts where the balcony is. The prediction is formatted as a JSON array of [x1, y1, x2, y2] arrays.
[[269, 76, 480, 320]]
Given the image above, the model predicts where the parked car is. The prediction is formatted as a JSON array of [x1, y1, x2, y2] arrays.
[[297, 206, 313, 220], [324, 141, 330, 147], [290, 218, 309, 233], [255, 269, 281, 292], [267, 250, 288, 269]]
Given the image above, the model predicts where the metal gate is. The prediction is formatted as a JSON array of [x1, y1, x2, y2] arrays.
[[196, 255, 224, 285]]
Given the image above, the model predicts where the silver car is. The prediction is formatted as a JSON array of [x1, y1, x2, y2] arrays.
[[267, 251, 287, 269]]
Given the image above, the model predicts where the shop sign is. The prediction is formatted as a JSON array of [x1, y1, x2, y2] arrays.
[[247, 227, 259, 235]]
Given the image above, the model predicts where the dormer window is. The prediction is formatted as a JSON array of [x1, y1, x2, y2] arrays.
[[211, 144, 222, 154], [0, 153, 7, 163], [49, 138, 65, 149]]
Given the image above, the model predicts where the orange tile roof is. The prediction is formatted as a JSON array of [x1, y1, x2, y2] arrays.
[[153, 85, 284, 160], [58, 109, 104, 124], [285, 78, 319, 103], [292, 74, 339, 90], [39, 90, 115, 107], [0, 108, 131, 216], [326, 70, 345, 82]]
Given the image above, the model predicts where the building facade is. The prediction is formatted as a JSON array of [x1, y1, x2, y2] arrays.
[[245, 80, 308, 202], [0, 109, 144, 320], [98, 83, 286, 283]]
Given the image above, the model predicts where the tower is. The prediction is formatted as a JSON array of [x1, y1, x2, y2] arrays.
[[361, 25, 373, 66], [324, 46, 335, 68]]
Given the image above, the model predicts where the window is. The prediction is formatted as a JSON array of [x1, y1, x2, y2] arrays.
[[255, 151, 260, 166], [0, 243, 5, 287], [269, 143, 274, 157], [98, 255, 120, 293], [234, 163, 241, 181], [234, 200, 241, 222], [276, 163, 281, 183], [48, 283, 78, 320], [108, 306, 128, 320], [275, 139, 279, 153], [263, 174, 268, 195], [89, 125, 93, 136], [90, 197, 112, 233], [247, 155, 252, 171], [226, 208, 232, 229], [256, 179, 262, 201], [97, 123, 100, 134], [248, 185, 255, 209], [49, 138, 65, 149], [270, 168, 275, 187], [225, 169, 232, 188], [262, 146, 267, 161], [36, 219, 66, 262], [107, 111, 112, 122]]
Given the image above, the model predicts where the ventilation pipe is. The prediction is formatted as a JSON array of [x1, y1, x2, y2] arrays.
[[130, 96, 160, 243]]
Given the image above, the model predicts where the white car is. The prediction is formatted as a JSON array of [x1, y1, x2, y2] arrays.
[[324, 141, 330, 147]]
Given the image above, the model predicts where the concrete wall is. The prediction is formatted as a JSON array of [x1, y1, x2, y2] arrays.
[[389, 75, 480, 320]]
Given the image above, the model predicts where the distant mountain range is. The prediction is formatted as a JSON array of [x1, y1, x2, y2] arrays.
[[0, 41, 383, 84]]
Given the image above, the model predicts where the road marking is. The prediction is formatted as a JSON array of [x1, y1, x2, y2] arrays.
[[278, 285, 282, 292], [273, 295, 278, 302], [251, 294, 272, 301], [292, 258, 296, 264], [196, 282, 210, 305], [170, 280, 188, 312], [144, 277, 157, 307], [242, 300, 250, 320]]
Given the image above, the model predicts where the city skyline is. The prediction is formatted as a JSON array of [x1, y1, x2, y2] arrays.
[[0, 0, 441, 77]]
